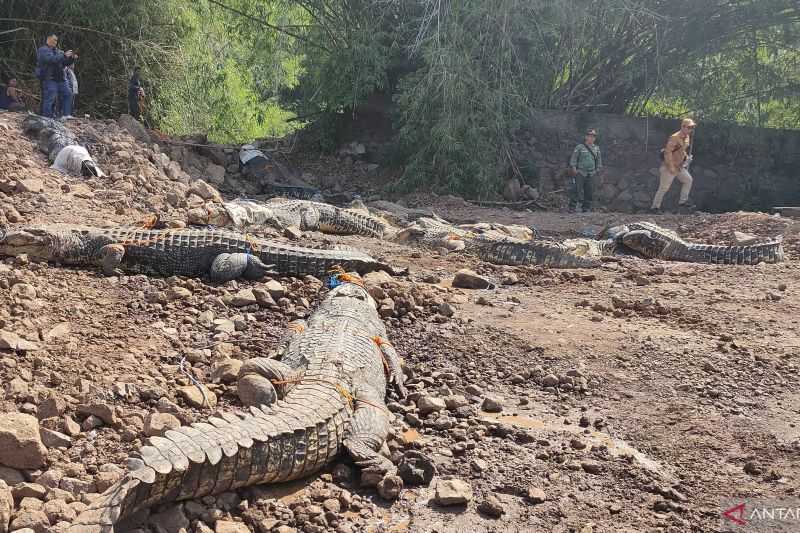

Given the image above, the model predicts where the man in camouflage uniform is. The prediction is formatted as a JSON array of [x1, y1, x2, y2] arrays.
[[568, 128, 602, 213]]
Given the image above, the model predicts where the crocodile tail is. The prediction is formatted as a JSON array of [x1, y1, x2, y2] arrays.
[[22, 114, 74, 161], [69, 403, 347, 532], [681, 241, 784, 265], [22, 114, 53, 135], [478, 241, 601, 268]]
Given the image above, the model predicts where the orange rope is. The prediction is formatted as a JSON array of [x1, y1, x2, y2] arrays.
[[337, 273, 365, 288], [372, 336, 392, 378], [326, 265, 366, 289], [288, 322, 305, 333], [244, 233, 260, 253]]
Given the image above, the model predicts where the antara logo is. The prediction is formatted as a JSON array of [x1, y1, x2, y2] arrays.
[[722, 502, 747, 526]]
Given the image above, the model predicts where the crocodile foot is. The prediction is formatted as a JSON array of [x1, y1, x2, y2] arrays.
[[210, 253, 275, 282]]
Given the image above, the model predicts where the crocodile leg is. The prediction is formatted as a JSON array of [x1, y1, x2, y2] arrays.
[[237, 358, 303, 406], [374, 339, 407, 398], [343, 383, 395, 476], [209, 253, 273, 282], [299, 207, 320, 231], [100, 244, 126, 276]]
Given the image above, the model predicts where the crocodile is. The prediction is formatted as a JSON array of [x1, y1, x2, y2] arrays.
[[69, 282, 407, 532], [22, 114, 103, 177], [187, 198, 388, 238], [0, 225, 404, 280], [395, 216, 612, 268], [604, 221, 784, 265]]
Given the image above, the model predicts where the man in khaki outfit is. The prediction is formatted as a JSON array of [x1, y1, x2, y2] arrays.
[[651, 118, 696, 213]]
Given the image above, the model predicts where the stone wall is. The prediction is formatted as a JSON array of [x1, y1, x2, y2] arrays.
[[526, 109, 800, 212]]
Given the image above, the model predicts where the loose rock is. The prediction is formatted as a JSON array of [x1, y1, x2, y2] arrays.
[[433, 479, 473, 506], [477, 495, 504, 518], [398, 451, 437, 486], [214, 520, 250, 533], [177, 385, 218, 409], [143, 413, 181, 437], [481, 396, 503, 413], [417, 396, 446, 416], [526, 487, 547, 504], [39, 429, 71, 449], [452, 269, 494, 290], [0, 331, 39, 352], [377, 474, 403, 500], [0, 413, 48, 469]]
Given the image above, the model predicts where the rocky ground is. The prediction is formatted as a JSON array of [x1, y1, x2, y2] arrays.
[[1, 110, 799, 533]]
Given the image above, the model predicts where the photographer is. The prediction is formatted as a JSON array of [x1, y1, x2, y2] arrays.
[[35, 34, 76, 118]]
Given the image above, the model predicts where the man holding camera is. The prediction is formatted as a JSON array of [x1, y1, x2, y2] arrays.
[[651, 118, 696, 213], [36, 34, 76, 118]]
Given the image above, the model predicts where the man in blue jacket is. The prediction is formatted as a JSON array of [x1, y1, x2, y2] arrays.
[[36, 34, 76, 118]]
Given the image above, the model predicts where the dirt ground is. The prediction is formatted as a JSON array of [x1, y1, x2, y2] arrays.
[[1, 111, 799, 532]]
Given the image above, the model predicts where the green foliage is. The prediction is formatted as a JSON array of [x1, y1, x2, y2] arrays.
[[394, 1, 529, 197], [148, 3, 299, 143], [0, 0, 182, 117], [3, 0, 799, 195]]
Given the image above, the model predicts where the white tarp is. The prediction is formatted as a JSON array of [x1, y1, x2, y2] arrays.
[[50, 145, 105, 177], [239, 144, 266, 166]]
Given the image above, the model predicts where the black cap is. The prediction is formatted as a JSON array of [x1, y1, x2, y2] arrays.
[[586, 129, 597, 135]]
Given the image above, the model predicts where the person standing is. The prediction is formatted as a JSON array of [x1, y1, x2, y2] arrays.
[[568, 128, 602, 213], [651, 118, 696, 213], [64, 64, 78, 116], [35, 34, 75, 118], [128, 67, 144, 119]]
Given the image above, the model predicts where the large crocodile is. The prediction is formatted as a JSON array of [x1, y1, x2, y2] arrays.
[[22, 114, 103, 177], [605, 221, 784, 265], [69, 282, 406, 532], [187, 198, 388, 238], [0, 225, 403, 280], [395, 216, 612, 268]]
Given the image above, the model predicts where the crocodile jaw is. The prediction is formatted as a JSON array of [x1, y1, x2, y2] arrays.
[[621, 229, 667, 258], [0, 228, 59, 261]]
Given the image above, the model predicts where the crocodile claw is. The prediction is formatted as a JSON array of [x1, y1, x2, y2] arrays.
[[392, 381, 408, 400]]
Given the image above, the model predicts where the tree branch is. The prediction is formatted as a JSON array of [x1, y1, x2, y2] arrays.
[[205, 0, 330, 53]]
